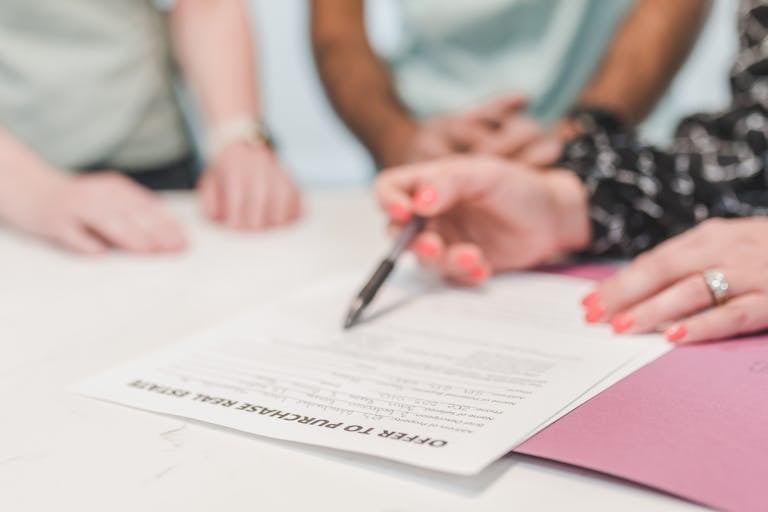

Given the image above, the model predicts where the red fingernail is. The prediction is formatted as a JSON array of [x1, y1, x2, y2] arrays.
[[414, 238, 438, 259], [584, 303, 606, 324], [469, 266, 488, 282], [581, 290, 600, 307], [610, 312, 634, 334], [456, 251, 477, 269], [414, 188, 437, 209], [387, 203, 412, 222], [664, 324, 687, 342]]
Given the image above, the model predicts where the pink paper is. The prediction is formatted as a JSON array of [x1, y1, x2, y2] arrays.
[[518, 265, 768, 512]]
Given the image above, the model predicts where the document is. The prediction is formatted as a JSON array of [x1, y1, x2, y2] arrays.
[[78, 271, 670, 475]]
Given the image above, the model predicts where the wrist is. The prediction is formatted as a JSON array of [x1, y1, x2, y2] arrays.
[[372, 118, 420, 169], [205, 115, 274, 163], [544, 169, 591, 252]]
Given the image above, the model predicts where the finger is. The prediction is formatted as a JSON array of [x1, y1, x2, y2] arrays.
[[610, 266, 761, 333], [222, 167, 247, 229], [411, 232, 445, 270], [585, 230, 717, 321], [274, 177, 302, 226], [245, 167, 270, 230], [132, 209, 187, 253], [198, 172, 223, 222], [608, 274, 714, 333], [517, 135, 564, 167], [441, 243, 491, 285], [434, 117, 490, 151], [666, 294, 768, 344], [375, 168, 422, 222], [88, 212, 154, 253], [475, 116, 543, 157], [267, 177, 291, 227], [52, 222, 107, 255], [465, 94, 528, 126], [409, 158, 504, 217]]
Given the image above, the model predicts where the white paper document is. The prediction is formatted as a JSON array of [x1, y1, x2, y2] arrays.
[[78, 272, 670, 475]]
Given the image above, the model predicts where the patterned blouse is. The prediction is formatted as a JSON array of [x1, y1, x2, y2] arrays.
[[562, 0, 768, 258]]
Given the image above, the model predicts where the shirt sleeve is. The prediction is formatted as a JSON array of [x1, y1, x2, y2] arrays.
[[560, 0, 768, 258]]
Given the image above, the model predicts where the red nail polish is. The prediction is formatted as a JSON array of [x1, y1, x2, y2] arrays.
[[469, 266, 488, 282], [581, 290, 600, 307], [387, 203, 411, 222], [610, 312, 634, 333], [414, 188, 437, 209], [456, 251, 477, 269], [664, 324, 687, 342], [415, 238, 437, 258], [584, 303, 605, 324]]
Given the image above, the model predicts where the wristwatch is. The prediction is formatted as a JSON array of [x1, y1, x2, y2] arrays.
[[565, 106, 629, 136], [205, 116, 276, 161]]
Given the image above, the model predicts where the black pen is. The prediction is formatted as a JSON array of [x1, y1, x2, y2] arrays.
[[343, 215, 427, 329]]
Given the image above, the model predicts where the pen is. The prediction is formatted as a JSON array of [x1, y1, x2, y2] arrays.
[[343, 215, 427, 329]]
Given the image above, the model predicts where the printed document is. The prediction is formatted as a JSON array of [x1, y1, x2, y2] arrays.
[[78, 272, 670, 475]]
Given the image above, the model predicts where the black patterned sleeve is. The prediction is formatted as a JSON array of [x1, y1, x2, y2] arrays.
[[560, 0, 768, 258]]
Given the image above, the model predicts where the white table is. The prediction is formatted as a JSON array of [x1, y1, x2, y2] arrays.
[[0, 189, 706, 512]]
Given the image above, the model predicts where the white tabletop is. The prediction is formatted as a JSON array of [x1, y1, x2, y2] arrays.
[[0, 189, 706, 512]]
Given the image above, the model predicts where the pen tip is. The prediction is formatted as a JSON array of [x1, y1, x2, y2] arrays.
[[343, 299, 364, 330]]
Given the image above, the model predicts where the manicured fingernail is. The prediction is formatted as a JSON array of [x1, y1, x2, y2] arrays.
[[610, 312, 634, 334], [584, 303, 605, 324], [581, 290, 600, 307], [456, 251, 477, 269], [414, 187, 437, 209], [414, 238, 438, 259], [469, 266, 488, 282], [387, 203, 412, 222], [664, 324, 687, 342]]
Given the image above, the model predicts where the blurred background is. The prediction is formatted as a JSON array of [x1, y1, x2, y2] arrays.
[[248, 0, 738, 186]]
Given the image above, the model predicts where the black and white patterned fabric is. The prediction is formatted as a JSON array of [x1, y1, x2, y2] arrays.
[[562, 0, 768, 258]]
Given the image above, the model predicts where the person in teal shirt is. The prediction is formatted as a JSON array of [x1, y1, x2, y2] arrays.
[[311, 0, 710, 170]]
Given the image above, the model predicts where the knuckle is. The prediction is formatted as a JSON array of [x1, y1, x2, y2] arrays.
[[725, 306, 751, 332]]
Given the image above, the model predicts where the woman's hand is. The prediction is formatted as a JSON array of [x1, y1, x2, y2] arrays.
[[582, 217, 768, 343], [375, 155, 591, 284], [198, 141, 302, 230], [0, 171, 187, 255]]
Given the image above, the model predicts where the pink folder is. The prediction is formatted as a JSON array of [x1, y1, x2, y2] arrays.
[[518, 265, 768, 512]]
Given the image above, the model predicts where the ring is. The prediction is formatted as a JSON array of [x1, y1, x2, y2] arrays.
[[703, 269, 730, 306]]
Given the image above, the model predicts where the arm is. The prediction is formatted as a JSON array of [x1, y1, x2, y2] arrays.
[[169, 0, 259, 129], [169, 0, 301, 231], [0, 127, 185, 254], [569, 0, 711, 127], [310, 0, 419, 168]]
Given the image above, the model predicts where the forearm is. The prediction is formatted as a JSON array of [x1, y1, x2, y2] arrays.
[[169, 0, 259, 127], [562, 105, 768, 258], [574, 0, 710, 125], [0, 127, 65, 223], [0, 127, 60, 183], [310, 0, 416, 167]]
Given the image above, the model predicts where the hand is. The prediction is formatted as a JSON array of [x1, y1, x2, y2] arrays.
[[0, 171, 186, 255], [375, 155, 591, 284], [198, 141, 302, 230], [396, 95, 528, 165], [581, 218, 768, 344], [472, 113, 565, 167]]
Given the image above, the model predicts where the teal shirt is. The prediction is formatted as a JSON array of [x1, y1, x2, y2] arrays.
[[388, 0, 633, 123]]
